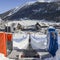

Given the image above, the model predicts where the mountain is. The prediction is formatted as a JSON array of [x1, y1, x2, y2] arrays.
[[0, 2, 60, 22]]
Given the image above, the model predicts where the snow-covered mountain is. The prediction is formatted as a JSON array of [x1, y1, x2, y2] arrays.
[[37, 0, 60, 2], [0, 2, 60, 22]]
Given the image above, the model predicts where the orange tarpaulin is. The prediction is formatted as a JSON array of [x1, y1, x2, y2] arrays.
[[0, 32, 7, 57], [6, 33, 12, 41]]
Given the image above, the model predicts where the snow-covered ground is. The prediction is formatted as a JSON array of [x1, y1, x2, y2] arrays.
[[5, 20, 60, 27], [2, 20, 60, 60], [0, 32, 60, 60], [0, 53, 14, 60]]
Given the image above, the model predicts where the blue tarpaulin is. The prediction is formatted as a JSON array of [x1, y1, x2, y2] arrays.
[[48, 27, 58, 57]]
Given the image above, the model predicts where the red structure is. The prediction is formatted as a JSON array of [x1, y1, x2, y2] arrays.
[[0, 32, 7, 57], [0, 32, 12, 57], [6, 33, 12, 41]]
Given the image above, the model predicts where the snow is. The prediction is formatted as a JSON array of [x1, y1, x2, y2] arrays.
[[37, 0, 60, 2], [48, 26, 54, 28], [37, 0, 45, 2], [7, 1, 36, 17], [5, 20, 60, 28], [5, 0, 60, 17], [5, 20, 45, 26], [32, 8, 42, 13], [26, 1, 36, 5], [0, 53, 14, 60], [7, 8, 19, 16], [7, 3, 27, 16]]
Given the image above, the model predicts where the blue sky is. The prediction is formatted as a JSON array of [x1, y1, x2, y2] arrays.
[[0, 0, 36, 14]]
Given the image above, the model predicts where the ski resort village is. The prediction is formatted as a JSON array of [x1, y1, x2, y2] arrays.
[[0, 0, 60, 60]]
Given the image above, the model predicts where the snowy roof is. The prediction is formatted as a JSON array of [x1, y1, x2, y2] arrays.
[[39, 23, 49, 27]]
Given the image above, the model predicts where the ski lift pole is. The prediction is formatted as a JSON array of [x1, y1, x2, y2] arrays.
[[7, 20, 8, 32]]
